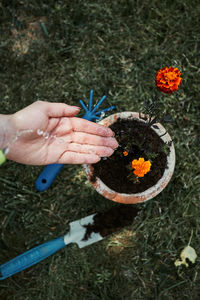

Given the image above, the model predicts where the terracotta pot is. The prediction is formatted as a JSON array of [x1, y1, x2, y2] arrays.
[[83, 112, 175, 204]]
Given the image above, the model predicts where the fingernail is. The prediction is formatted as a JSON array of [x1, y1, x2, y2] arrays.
[[103, 148, 114, 157], [110, 138, 118, 148], [108, 148, 114, 156], [98, 127, 115, 137], [107, 128, 115, 137]]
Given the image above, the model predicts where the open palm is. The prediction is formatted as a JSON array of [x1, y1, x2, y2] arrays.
[[6, 101, 117, 165]]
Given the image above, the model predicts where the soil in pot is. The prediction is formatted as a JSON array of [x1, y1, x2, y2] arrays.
[[91, 118, 169, 194], [82, 205, 140, 240]]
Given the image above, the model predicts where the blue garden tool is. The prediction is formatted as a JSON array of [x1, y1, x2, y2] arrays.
[[35, 90, 115, 191], [0, 205, 139, 280], [0, 214, 102, 280]]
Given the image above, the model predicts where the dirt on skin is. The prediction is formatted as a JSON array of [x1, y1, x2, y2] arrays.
[[91, 118, 168, 194]]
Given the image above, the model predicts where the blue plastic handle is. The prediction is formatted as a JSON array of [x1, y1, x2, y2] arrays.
[[35, 164, 64, 191], [0, 237, 65, 280]]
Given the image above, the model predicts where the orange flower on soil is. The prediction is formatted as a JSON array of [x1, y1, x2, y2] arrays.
[[123, 150, 128, 156], [131, 157, 151, 177], [155, 66, 182, 94]]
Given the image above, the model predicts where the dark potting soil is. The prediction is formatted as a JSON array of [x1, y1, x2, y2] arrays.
[[91, 118, 168, 194], [82, 205, 140, 240]]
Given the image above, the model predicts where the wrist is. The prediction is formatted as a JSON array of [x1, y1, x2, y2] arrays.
[[0, 114, 15, 149]]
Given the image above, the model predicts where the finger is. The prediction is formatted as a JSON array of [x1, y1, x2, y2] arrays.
[[58, 152, 101, 164], [49, 117, 115, 138], [65, 143, 114, 157], [39, 101, 81, 117], [67, 132, 118, 148], [70, 117, 114, 137]]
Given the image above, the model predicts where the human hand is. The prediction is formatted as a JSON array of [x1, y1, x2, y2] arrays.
[[4, 101, 118, 165]]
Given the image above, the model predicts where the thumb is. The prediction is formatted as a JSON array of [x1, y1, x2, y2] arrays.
[[41, 101, 81, 117]]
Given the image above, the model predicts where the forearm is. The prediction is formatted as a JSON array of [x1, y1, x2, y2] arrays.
[[0, 114, 14, 149]]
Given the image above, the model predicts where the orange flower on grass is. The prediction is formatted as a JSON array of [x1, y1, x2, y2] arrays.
[[123, 150, 128, 156], [132, 157, 151, 177], [156, 66, 182, 94]]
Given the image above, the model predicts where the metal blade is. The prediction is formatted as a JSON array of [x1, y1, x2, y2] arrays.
[[63, 214, 103, 248], [63, 205, 140, 249]]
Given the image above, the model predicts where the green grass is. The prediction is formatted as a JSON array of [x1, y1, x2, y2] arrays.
[[0, 0, 200, 299]]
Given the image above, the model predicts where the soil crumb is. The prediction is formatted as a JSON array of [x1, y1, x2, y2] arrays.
[[82, 205, 140, 240]]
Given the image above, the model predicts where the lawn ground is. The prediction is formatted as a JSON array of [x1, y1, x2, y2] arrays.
[[0, 1, 200, 299]]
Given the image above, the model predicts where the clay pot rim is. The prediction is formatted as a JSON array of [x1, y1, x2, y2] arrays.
[[83, 112, 175, 204]]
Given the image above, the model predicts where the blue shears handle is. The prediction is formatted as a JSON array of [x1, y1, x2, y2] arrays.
[[35, 164, 64, 191]]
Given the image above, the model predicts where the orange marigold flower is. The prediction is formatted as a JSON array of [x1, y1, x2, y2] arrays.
[[123, 150, 128, 156], [155, 66, 182, 94], [131, 157, 151, 177]]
